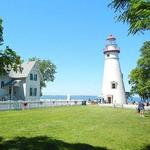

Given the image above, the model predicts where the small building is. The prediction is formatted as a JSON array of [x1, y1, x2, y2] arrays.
[[0, 61, 42, 101]]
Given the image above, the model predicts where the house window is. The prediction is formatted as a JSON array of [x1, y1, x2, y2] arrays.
[[34, 74, 37, 81], [34, 88, 37, 96], [30, 88, 32, 96], [107, 54, 110, 57], [30, 88, 37, 96], [30, 74, 33, 80], [1, 81, 4, 88]]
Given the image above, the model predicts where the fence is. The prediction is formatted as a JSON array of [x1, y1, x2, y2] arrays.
[[1, 100, 150, 111], [98, 103, 150, 110], [0, 100, 85, 111]]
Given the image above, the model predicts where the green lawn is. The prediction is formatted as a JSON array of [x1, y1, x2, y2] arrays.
[[0, 105, 150, 150]]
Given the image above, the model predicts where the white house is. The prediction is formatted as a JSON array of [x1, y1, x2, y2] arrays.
[[0, 61, 42, 101]]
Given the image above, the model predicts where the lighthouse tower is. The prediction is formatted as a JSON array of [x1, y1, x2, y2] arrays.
[[101, 35, 127, 104]]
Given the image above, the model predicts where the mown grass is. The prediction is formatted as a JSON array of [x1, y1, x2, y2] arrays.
[[0, 105, 150, 150]]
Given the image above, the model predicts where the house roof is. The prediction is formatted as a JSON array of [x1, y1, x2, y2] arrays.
[[9, 61, 36, 78], [4, 79, 22, 87]]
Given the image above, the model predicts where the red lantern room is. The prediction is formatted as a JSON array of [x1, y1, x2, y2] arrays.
[[103, 35, 120, 54]]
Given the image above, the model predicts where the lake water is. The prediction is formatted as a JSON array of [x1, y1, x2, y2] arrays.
[[41, 95, 97, 100], [40, 95, 141, 102]]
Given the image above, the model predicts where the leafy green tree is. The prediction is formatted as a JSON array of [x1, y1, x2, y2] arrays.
[[0, 18, 22, 75], [109, 0, 150, 34], [0, 46, 22, 75], [0, 18, 3, 45], [129, 41, 150, 100], [29, 57, 56, 95]]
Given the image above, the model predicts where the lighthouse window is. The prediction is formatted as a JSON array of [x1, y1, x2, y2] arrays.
[[111, 82, 118, 89], [112, 83, 116, 89], [107, 54, 110, 57]]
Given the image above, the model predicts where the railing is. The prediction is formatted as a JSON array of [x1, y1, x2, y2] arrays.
[[98, 103, 150, 110], [0, 99, 85, 111]]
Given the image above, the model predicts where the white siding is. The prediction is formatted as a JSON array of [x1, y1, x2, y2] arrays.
[[26, 64, 41, 101]]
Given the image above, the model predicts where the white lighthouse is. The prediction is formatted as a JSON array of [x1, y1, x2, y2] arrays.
[[101, 35, 127, 104]]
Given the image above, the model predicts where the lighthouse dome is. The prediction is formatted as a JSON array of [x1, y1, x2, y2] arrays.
[[104, 34, 120, 54], [106, 34, 116, 41]]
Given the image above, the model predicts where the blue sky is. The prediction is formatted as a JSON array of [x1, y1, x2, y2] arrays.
[[1, 0, 149, 95]]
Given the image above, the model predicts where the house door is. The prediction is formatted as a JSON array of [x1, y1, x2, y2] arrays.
[[9, 87, 11, 95], [13, 87, 20, 100]]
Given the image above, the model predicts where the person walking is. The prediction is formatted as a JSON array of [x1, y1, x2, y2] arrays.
[[138, 102, 145, 117]]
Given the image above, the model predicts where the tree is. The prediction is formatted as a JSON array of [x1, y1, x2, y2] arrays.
[[0, 46, 22, 75], [0, 18, 22, 75], [109, 0, 150, 34], [29, 57, 56, 95], [129, 41, 150, 100], [0, 18, 3, 45]]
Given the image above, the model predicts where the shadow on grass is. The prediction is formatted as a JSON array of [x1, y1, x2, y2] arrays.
[[141, 145, 150, 150], [0, 136, 110, 150]]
